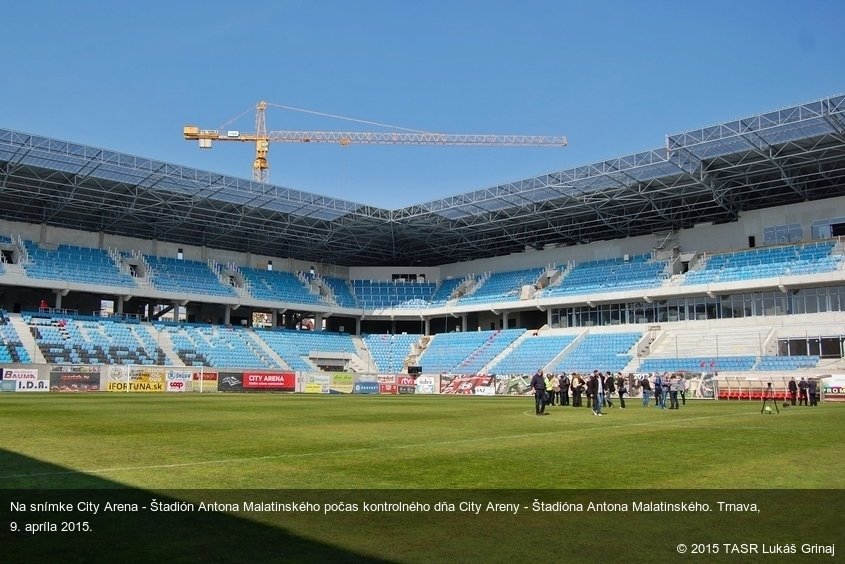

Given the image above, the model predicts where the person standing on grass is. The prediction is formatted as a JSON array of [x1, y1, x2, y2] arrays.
[[640, 374, 652, 407], [571, 373, 584, 407], [668, 374, 680, 409], [546, 372, 558, 407], [788, 377, 798, 406], [653, 373, 663, 408], [678, 373, 687, 406], [798, 377, 809, 406], [616, 372, 627, 408], [603, 371, 615, 408], [530, 370, 549, 416], [559, 373, 571, 406], [808, 379, 818, 406], [588, 370, 605, 416]]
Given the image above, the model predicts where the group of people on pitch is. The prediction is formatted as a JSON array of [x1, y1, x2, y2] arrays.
[[530, 370, 687, 416], [529, 370, 630, 416]]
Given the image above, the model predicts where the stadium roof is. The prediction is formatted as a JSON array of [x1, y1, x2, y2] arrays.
[[1, 94, 844, 266]]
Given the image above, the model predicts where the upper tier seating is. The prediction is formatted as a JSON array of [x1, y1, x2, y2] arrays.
[[27, 315, 167, 365], [458, 268, 544, 304], [553, 332, 642, 374], [145, 256, 235, 297], [323, 277, 359, 308], [363, 333, 421, 373], [352, 280, 436, 309], [490, 334, 576, 375], [241, 268, 322, 304], [0, 310, 31, 363], [159, 323, 277, 368], [543, 254, 667, 297], [256, 329, 358, 371], [428, 278, 464, 305], [684, 241, 841, 285], [754, 355, 820, 371], [638, 356, 756, 373], [24, 242, 134, 287], [419, 329, 525, 374]]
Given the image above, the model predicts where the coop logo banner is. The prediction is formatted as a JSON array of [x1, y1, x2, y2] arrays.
[[166, 371, 192, 392], [243, 372, 295, 391]]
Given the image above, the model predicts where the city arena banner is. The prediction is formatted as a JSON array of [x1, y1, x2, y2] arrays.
[[243, 371, 295, 391], [415, 375, 438, 395], [49, 365, 102, 392], [165, 370, 192, 392], [822, 375, 845, 402], [330, 373, 354, 394], [1, 368, 49, 392], [440, 375, 495, 395]]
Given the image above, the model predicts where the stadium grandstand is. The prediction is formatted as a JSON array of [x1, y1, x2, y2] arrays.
[[0, 93, 844, 391]]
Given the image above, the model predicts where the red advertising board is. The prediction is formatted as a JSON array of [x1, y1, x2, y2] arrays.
[[243, 372, 295, 391], [379, 383, 398, 394], [396, 375, 416, 387], [192, 372, 219, 381]]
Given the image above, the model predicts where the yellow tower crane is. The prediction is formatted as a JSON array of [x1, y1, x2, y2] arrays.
[[184, 101, 567, 183]]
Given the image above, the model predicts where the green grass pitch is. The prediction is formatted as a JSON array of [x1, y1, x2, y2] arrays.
[[1, 393, 842, 490]]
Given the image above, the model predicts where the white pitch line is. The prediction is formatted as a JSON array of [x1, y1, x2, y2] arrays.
[[1, 411, 765, 480]]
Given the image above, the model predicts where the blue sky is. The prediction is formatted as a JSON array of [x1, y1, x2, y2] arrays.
[[2, 1, 843, 208]]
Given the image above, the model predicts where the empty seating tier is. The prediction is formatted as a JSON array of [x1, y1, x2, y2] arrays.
[[24, 242, 134, 287]]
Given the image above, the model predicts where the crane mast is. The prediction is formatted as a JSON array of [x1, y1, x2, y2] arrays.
[[184, 101, 567, 183]]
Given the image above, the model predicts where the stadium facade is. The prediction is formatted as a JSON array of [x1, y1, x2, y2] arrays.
[[0, 94, 844, 384]]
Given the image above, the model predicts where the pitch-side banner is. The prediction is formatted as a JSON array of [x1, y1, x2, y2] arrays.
[[243, 372, 295, 391], [440, 375, 495, 395], [415, 375, 438, 395], [353, 381, 379, 394], [107, 367, 165, 392], [166, 370, 192, 392], [823, 375, 845, 402], [1, 368, 49, 392], [218, 373, 243, 392], [497, 375, 532, 396], [330, 373, 354, 394], [192, 371, 218, 392], [50, 365, 102, 392]]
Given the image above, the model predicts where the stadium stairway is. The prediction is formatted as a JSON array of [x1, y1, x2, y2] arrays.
[[8, 313, 44, 364], [146, 324, 182, 366], [544, 330, 587, 372], [481, 330, 532, 374], [352, 336, 377, 373], [245, 330, 292, 370]]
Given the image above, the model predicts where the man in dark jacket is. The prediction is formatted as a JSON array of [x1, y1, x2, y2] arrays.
[[530, 370, 549, 416], [788, 377, 798, 405]]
